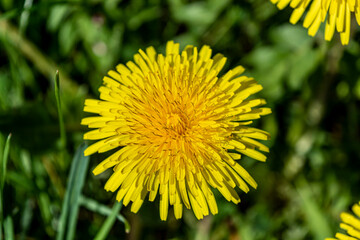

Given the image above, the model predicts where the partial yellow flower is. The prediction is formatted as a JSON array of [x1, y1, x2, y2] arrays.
[[326, 201, 360, 240], [271, 0, 360, 45], [81, 41, 271, 220]]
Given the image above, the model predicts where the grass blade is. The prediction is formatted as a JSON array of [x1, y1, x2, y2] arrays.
[[1, 133, 11, 192], [79, 195, 130, 233], [56, 143, 89, 240], [0, 133, 11, 240], [66, 144, 90, 240], [54, 70, 66, 150], [94, 201, 123, 240], [20, 199, 34, 240], [19, 0, 33, 34], [3, 215, 14, 240], [296, 177, 332, 240]]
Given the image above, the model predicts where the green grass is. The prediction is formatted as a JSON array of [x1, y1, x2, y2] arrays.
[[79, 196, 130, 233], [56, 143, 89, 240], [54, 70, 66, 150], [0, 134, 11, 240], [94, 201, 123, 240]]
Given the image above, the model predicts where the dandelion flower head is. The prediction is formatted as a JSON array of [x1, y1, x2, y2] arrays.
[[326, 201, 360, 240], [81, 41, 271, 220], [271, 0, 360, 45]]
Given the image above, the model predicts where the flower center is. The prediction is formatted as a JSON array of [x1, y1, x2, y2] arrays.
[[165, 112, 187, 136]]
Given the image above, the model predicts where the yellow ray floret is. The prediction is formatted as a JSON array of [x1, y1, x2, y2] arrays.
[[326, 201, 360, 240], [271, 0, 360, 45], [82, 41, 271, 220]]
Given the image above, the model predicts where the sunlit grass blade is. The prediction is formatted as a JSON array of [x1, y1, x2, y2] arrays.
[[20, 199, 33, 240], [79, 195, 130, 233], [0, 133, 11, 240], [94, 201, 124, 240], [19, 0, 33, 34], [56, 143, 89, 240], [66, 145, 90, 240], [3, 215, 14, 240], [54, 70, 66, 150], [38, 192, 52, 234]]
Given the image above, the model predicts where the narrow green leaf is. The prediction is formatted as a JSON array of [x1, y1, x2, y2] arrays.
[[38, 192, 52, 226], [0, 133, 11, 240], [20, 199, 33, 240], [56, 143, 89, 240], [3, 215, 14, 240], [19, 0, 34, 34], [79, 195, 130, 233], [94, 201, 123, 240], [66, 144, 90, 240], [296, 177, 332, 240], [1, 133, 11, 191], [54, 70, 66, 150]]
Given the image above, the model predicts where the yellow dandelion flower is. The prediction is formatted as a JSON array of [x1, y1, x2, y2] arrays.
[[271, 0, 360, 45], [81, 41, 271, 220], [326, 201, 360, 240]]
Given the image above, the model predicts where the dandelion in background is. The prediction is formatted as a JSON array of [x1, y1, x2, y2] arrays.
[[326, 201, 360, 240], [271, 0, 360, 45], [81, 41, 271, 220]]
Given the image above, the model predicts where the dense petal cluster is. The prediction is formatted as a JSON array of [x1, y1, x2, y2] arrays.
[[82, 41, 271, 220], [271, 0, 360, 45], [326, 202, 360, 240]]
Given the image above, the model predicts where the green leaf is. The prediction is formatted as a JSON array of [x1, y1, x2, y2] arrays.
[[79, 195, 130, 233], [94, 201, 124, 240], [55, 70, 66, 150], [0, 133, 11, 240], [128, 6, 161, 30], [56, 143, 89, 240], [1, 133, 11, 192], [269, 25, 311, 50], [47, 5, 71, 32], [288, 49, 321, 90], [3, 215, 14, 240], [296, 177, 332, 240], [20, 199, 33, 240]]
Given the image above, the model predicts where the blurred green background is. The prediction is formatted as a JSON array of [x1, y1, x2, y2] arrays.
[[1, 0, 360, 239]]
